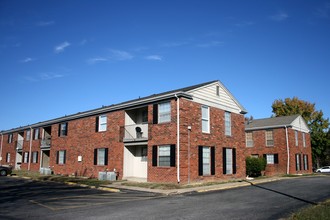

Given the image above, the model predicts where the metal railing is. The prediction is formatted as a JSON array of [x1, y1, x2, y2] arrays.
[[122, 123, 148, 142], [41, 138, 51, 148], [16, 140, 23, 150]]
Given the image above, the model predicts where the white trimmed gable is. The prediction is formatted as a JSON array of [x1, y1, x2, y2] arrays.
[[186, 81, 246, 114], [291, 115, 310, 133]]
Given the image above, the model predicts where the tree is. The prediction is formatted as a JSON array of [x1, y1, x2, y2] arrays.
[[272, 97, 330, 168]]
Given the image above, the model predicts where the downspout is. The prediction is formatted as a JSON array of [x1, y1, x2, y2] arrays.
[[28, 127, 33, 171], [285, 126, 290, 174], [174, 94, 180, 183], [0, 133, 3, 165]]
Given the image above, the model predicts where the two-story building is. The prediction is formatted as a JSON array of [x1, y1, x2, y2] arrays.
[[0, 80, 248, 183], [245, 115, 312, 176]]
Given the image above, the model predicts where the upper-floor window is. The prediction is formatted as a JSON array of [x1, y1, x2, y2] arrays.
[[295, 130, 299, 146], [202, 106, 210, 133], [158, 102, 171, 123], [225, 112, 231, 136], [265, 130, 274, 146], [8, 133, 13, 143], [58, 122, 68, 137], [26, 130, 31, 141], [97, 115, 107, 132], [246, 132, 253, 147], [33, 128, 40, 140], [302, 133, 306, 147]]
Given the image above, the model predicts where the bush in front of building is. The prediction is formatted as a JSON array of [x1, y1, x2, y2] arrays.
[[246, 157, 267, 177]]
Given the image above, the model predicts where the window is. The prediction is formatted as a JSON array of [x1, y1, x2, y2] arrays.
[[198, 146, 215, 176], [202, 106, 210, 133], [246, 132, 253, 147], [94, 148, 108, 166], [303, 154, 308, 170], [32, 152, 38, 163], [23, 152, 29, 163], [302, 133, 306, 147], [58, 122, 68, 136], [26, 130, 31, 141], [158, 102, 171, 123], [225, 112, 231, 136], [223, 148, 236, 175], [8, 134, 13, 143], [152, 145, 175, 167], [295, 130, 299, 146], [296, 154, 301, 171], [265, 130, 274, 146], [6, 153, 10, 163], [264, 154, 279, 164], [97, 115, 107, 132], [33, 128, 40, 140], [57, 150, 66, 165]]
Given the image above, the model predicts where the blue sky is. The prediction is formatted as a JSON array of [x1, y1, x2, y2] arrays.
[[0, 0, 329, 131]]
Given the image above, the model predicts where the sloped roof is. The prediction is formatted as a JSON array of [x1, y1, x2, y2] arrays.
[[245, 114, 309, 132]]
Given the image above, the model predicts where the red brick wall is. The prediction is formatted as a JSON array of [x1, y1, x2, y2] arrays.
[[245, 127, 312, 176]]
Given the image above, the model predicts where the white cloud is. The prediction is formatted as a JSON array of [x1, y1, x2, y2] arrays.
[[197, 41, 224, 48], [36, 21, 55, 27], [161, 41, 189, 48], [109, 49, 133, 61], [270, 11, 289, 21], [54, 41, 70, 53], [20, 57, 36, 63], [87, 57, 108, 64], [24, 73, 64, 82], [145, 55, 162, 61]]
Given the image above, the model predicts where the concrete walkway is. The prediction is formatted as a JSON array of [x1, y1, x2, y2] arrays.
[[102, 176, 287, 195]]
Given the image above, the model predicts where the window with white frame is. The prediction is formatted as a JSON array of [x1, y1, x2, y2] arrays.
[[34, 128, 40, 140], [202, 106, 210, 133], [225, 148, 233, 174], [23, 152, 29, 163], [8, 134, 13, 143], [94, 148, 108, 166], [246, 132, 253, 147], [32, 151, 38, 163], [264, 154, 278, 164], [57, 150, 66, 165], [225, 112, 231, 136], [158, 145, 171, 167], [98, 115, 107, 132], [202, 147, 211, 175], [158, 102, 171, 123], [59, 122, 68, 136], [295, 130, 299, 146], [303, 154, 308, 170], [6, 153, 10, 163], [296, 154, 301, 171], [302, 133, 306, 147], [26, 130, 31, 141], [265, 130, 274, 146]]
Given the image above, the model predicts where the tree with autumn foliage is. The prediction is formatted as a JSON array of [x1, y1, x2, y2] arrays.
[[272, 97, 330, 168]]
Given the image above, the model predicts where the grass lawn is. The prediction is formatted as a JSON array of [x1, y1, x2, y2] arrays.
[[288, 199, 330, 220]]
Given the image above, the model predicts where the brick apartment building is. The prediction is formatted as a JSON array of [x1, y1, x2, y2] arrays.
[[245, 115, 312, 176], [0, 80, 248, 183]]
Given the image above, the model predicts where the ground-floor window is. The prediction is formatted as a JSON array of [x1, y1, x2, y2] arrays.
[[94, 148, 108, 166], [303, 154, 309, 170], [263, 154, 279, 164], [198, 146, 215, 176], [6, 153, 10, 163], [23, 152, 29, 163], [223, 148, 236, 175], [295, 154, 301, 171], [56, 150, 66, 165], [152, 145, 175, 167], [32, 151, 38, 163]]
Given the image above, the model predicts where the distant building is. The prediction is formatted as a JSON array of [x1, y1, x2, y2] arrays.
[[245, 115, 312, 176], [0, 80, 248, 183]]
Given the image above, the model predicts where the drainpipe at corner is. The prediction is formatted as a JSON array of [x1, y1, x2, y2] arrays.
[[28, 127, 33, 171], [174, 94, 180, 184], [0, 132, 3, 166], [285, 126, 290, 175]]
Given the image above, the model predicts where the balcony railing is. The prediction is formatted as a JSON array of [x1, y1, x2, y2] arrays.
[[121, 123, 148, 142], [16, 140, 23, 150], [41, 138, 51, 148]]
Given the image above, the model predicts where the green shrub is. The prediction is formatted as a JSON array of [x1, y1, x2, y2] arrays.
[[246, 157, 266, 177]]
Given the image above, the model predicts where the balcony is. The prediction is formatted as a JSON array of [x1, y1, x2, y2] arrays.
[[41, 138, 51, 148], [16, 140, 23, 150], [122, 124, 148, 143]]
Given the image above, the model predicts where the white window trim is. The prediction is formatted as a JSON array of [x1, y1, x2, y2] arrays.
[[158, 145, 171, 167], [265, 130, 274, 146], [98, 115, 107, 132], [246, 132, 253, 147], [295, 130, 299, 146], [202, 147, 211, 175], [97, 148, 106, 165], [266, 154, 275, 164], [225, 148, 233, 174], [158, 102, 171, 123], [58, 150, 66, 165], [225, 112, 231, 136], [202, 106, 210, 133]]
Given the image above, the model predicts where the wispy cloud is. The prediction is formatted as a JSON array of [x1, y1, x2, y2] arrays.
[[161, 41, 189, 48], [54, 41, 70, 53], [270, 11, 289, 21], [20, 57, 36, 63], [24, 73, 64, 82], [87, 57, 108, 64], [315, 2, 330, 18], [145, 55, 162, 61], [196, 41, 224, 48], [36, 21, 55, 27], [109, 49, 133, 61]]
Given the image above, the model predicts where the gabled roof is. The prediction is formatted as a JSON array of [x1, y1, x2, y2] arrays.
[[2, 80, 240, 133], [245, 114, 310, 133]]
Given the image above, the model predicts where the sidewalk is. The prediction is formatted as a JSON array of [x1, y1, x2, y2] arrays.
[[101, 176, 286, 195]]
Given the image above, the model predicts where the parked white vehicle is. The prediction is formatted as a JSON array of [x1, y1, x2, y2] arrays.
[[316, 166, 330, 173]]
